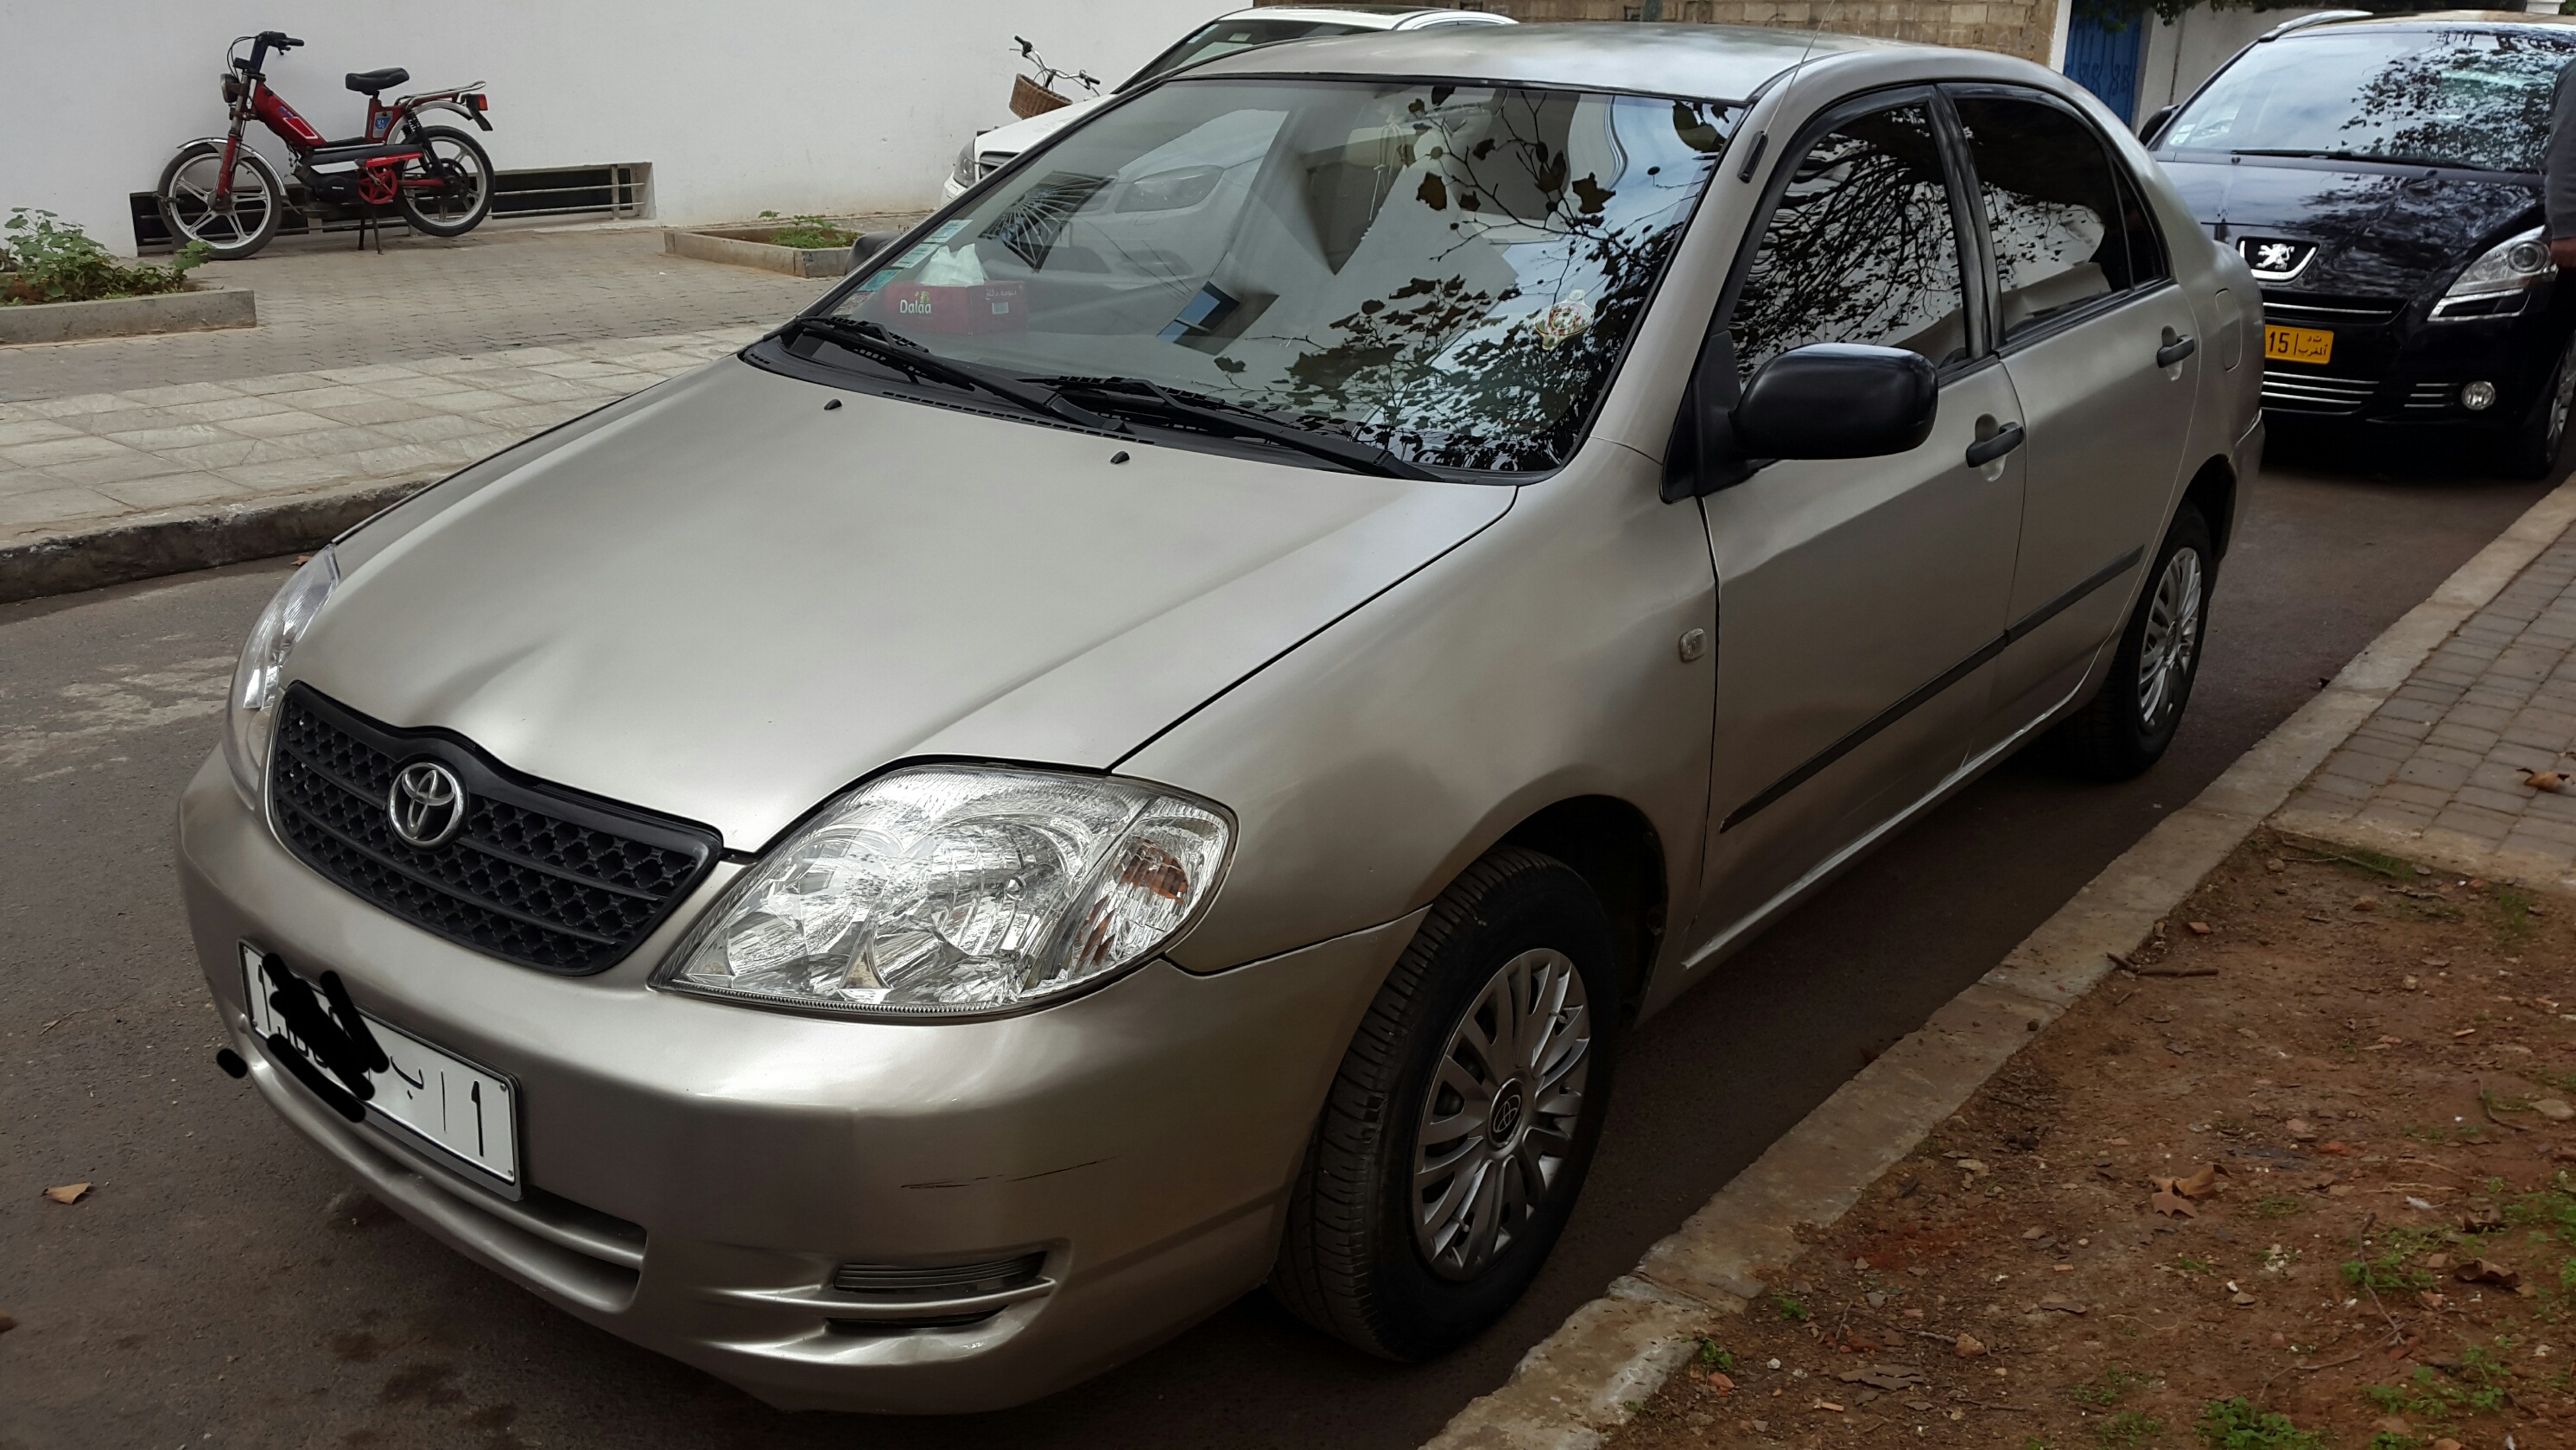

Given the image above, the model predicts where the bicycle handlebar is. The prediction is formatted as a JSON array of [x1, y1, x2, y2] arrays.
[[257, 30, 303, 49]]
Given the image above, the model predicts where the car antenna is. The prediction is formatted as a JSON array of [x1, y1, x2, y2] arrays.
[[1738, 0, 1831, 182]]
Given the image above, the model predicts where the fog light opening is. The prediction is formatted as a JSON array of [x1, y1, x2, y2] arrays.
[[2461, 380, 2498, 411]]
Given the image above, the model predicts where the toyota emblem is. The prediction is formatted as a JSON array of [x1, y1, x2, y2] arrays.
[[388, 761, 466, 849]]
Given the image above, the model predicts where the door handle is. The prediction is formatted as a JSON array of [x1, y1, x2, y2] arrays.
[[2156, 334, 2198, 368], [1964, 421, 2026, 467]]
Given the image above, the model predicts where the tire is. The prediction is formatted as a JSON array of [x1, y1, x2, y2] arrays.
[[397, 125, 494, 238], [1271, 847, 1621, 1360], [2502, 329, 2576, 480], [2053, 506, 2214, 781], [156, 143, 284, 261]]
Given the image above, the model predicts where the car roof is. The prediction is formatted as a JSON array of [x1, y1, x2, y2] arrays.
[[2292, 8, 2576, 32], [1217, 5, 1517, 29], [1183, 21, 1903, 103]]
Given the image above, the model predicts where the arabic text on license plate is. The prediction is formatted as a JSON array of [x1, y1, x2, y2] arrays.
[[239, 944, 518, 1187], [2265, 324, 2332, 366]]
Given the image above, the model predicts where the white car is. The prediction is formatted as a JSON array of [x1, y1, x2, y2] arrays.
[[942, 5, 1514, 199]]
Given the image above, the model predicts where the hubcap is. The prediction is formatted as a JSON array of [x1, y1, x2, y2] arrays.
[[2136, 546, 2205, 733], [1411, 948, 1592, 1282]]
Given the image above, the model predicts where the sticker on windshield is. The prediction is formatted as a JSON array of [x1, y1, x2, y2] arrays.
[[929, 219, 971, 243], [1535, 290, 1595, 351], [889, 243, 937, 271]]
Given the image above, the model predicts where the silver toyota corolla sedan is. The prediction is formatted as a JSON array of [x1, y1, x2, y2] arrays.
[[180, 22, 2262, 1415]]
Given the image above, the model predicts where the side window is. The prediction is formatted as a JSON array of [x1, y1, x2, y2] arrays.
[[1952, 93, 2167, 342], [1729, 102, 1969, 380]]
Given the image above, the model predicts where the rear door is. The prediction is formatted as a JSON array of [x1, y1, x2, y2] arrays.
[[1687, 90, 2031, 944], [1948, 86, 2200, 750]]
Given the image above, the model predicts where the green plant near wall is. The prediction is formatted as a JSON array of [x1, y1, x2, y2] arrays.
[[756, 211, 857, 250], [0, 209, 212, 305]]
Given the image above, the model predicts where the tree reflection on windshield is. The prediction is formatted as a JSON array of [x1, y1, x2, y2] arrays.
[[2160, 27, 2576, 173], [833, 81, 1731, 473]]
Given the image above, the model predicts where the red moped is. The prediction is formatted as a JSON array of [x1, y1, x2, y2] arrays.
[[157, 30, 497, 259]]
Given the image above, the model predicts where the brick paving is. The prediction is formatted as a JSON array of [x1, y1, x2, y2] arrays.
[[0, 219, 916, 403], [0, 215, 929, 547], [2277, 516, 2576, 892], [0, 330, 763, 542]]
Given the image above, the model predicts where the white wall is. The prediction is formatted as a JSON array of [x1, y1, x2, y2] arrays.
[[0, 0, 1221, 253], [2134, 4, 2328, 118]]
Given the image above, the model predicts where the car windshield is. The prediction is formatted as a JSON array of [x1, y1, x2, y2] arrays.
[[821, 79, 1733, 473], [1124, 18, 1374, 88], [2157, 25, 2576, 173]]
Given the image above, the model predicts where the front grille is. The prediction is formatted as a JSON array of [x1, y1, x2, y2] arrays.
[[2404, 381, 2455, 413], [2262, 294, 2402, 326], [831, 1251, 1047, 1300], [2261, 371, 2379, 414], [269, 686, 720, 975]]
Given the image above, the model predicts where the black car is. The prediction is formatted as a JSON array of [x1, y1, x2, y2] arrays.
[[2143, 11, 2576, 474]]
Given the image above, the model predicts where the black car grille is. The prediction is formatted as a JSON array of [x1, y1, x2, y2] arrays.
[[269, 686, 720, 975], [2261, 371, 2379, 414], [2262, 294, 2403, 327]]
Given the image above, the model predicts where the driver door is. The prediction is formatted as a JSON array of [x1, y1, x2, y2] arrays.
[[1681, 91, 2030, 956]]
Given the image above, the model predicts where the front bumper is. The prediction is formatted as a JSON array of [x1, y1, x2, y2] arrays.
[[2257, 286, 2573, 430], [176, 751, 1412, 1413]]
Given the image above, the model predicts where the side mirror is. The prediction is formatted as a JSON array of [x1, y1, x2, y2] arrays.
[[849, 231, 903, 273], [1731, 344, 1938, 461], [2137, 105, 2177, 145]]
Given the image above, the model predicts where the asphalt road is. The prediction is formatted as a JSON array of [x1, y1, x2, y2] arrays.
[[0, 440, 2554, 1450]]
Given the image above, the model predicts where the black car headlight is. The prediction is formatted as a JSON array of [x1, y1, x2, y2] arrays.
[[2433, 226, 2550, 321]]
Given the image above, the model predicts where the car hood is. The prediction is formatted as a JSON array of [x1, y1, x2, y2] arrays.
[[289, 359, 1510, 849], [2158, 155, 2539, 297], [973, 96, 1108, 160]]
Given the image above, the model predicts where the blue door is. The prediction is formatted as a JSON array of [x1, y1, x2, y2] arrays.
[[2065, 10, 2148, 124]]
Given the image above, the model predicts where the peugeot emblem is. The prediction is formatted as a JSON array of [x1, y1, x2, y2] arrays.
[[388, 761, 466, 849]]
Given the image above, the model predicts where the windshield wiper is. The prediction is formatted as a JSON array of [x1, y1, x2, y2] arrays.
[[2231, 147, 2470, 169], [1031, 376, 1441, 481], [778, 315, 1112, 429]]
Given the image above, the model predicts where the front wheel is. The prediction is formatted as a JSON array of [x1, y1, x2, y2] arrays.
[[2502, 328, 2576, 480], [1271, 847, 1620, 1360], [2052, 506, 2213, 780], [157, 142, 284, 260], [397, 125, 494, 238]]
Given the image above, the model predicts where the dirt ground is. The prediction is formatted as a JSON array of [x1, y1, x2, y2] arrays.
[[1608, 828, 2576, 1450]]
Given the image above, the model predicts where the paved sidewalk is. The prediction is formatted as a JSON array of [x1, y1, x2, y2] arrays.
[[0, 219, 916, 402], [0, 328, 761, 543], [2277, 507, 2576, 893]]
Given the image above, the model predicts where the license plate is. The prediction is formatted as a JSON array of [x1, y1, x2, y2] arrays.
[[2264, 324, 2332, 365], [239, 944, 519, 1192]]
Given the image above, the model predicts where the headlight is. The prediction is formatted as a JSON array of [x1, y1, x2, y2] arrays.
[[950, 141, 979, 188], [656, 766, 1231, 1019], [2434, 226, 2551, 319], [224, 546, 340, 804]]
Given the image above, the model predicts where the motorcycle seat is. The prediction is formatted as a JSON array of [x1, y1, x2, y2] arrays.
[[345, 67, 409, 95]]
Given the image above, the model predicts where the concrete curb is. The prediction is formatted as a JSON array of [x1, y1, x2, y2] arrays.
[[663, 227, 853, 278], [0, 286, 255, 345], [1421, 474, 2576, 1450], [0, 474, 436, 606]]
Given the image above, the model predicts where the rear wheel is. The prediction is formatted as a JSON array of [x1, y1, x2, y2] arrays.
[[2502, 329, 2576, 480], [1271, 847, 1619, 1360], [2053, 506, 2213, 780], [156, 142, 283, 260], [397, 125, 493, 238]]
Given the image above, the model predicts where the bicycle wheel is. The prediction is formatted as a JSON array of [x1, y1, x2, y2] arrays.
[[156, 142, 284, 260], [397, 125, 494, 238]]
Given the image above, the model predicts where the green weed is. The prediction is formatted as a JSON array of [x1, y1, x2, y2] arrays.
[[2492, 886, 2540, 947], [1771, 1292, 1807, 1322], [1694, 1338, 1734, 1371], [2342, 1227, 2443, 1294], [2253, 1195, 2306, 1219], [2071, 1368, 2156, 1407], [2195, 1396, 2326, 1448], [2098, 1410, 2161, 1449]]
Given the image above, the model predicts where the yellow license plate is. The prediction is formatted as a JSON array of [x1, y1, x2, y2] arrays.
[[2264, 324, 2332, 366]]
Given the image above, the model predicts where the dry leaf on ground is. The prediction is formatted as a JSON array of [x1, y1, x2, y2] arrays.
[[41, 1183, 89, 1205], [2528, 769, 2566, 792]]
